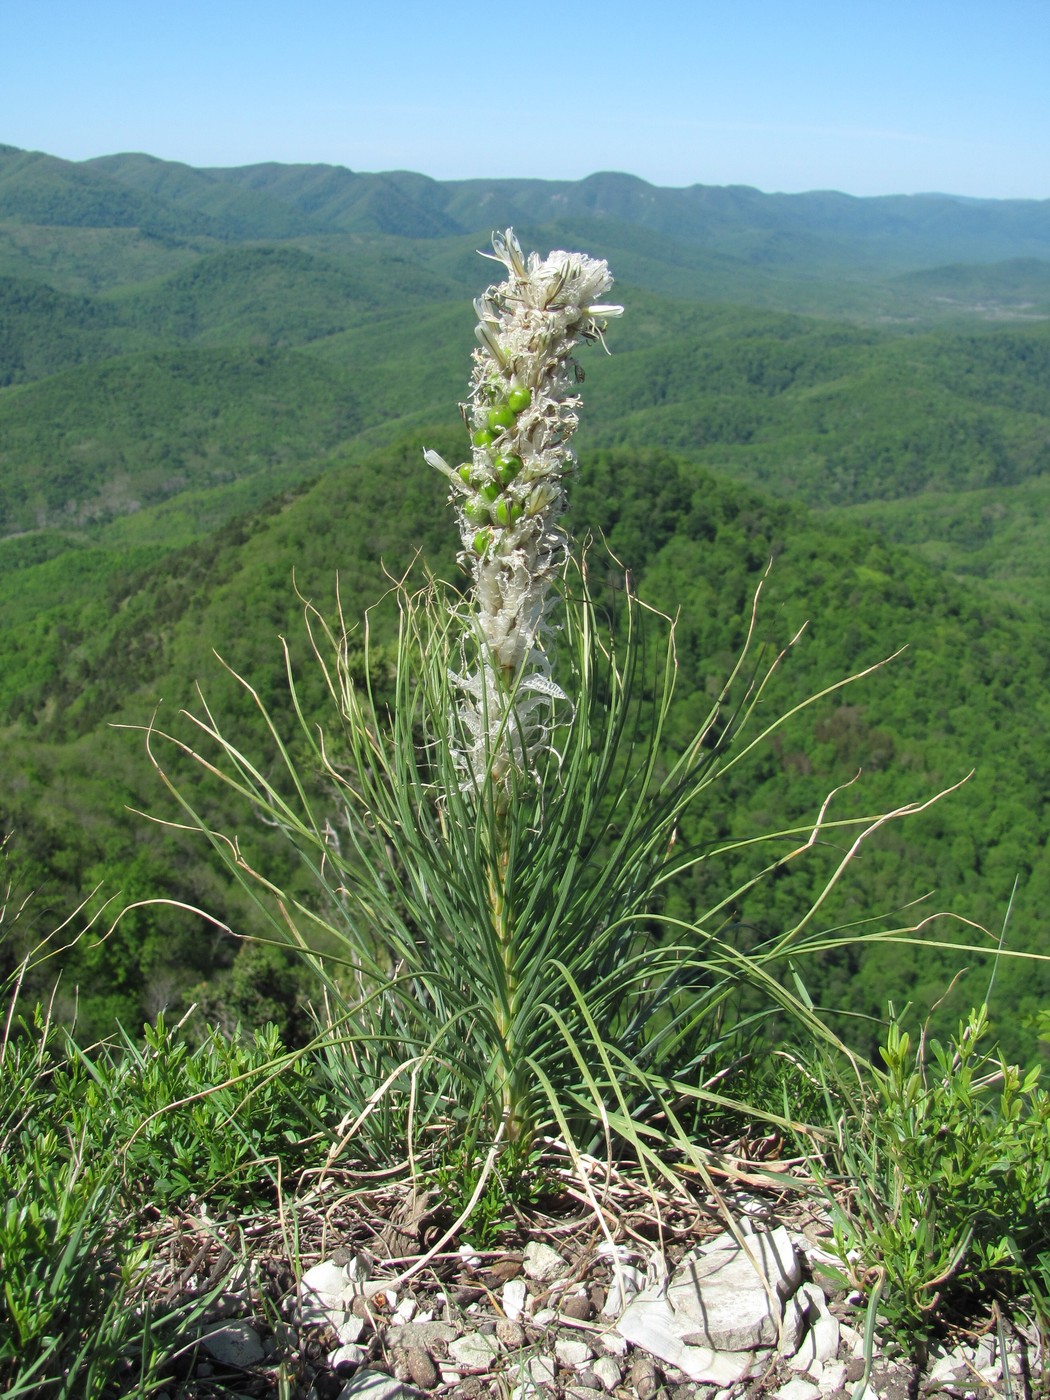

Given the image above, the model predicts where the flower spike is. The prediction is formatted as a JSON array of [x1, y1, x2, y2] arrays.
[[425, 230, 621, 794]]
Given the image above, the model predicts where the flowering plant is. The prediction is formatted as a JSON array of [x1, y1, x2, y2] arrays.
[[144, 232, 954, 1228], [424, 230, 622, 794]]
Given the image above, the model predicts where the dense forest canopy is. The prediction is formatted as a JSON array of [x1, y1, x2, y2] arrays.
[[1, 144, 1048, 1060]]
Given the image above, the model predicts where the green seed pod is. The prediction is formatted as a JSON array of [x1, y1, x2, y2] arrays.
[[494, 453, 523, 484], [472, 528, 491, 555], [463, 497, 490, 526], [493, 497, 524, 528], [507, 386, 532, 413], [486, 404, 516, 433], [472, 428, 496, 448], [479, 482, 500, 505], [457, 464, 473, 484]]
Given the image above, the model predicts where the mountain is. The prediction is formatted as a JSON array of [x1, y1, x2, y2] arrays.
[[2, 142, 1050, 1057], [5, 144, 1049, 279]]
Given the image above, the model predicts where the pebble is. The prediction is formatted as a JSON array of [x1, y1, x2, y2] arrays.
[[555, 1336, 595, 1367], [174, 1216, 1044, 1400], [561, 1289, 594, 1321], [331, 1343, 366, 1369], [528, 1354, 557, 1386], [775, 1379, 821, 1400], [448, 1332, 501, 1372], [404, 1347, 438, 1390], [200, 1320, 264, 1366], [496, 1318, 526, 1349], [523, 1241, 567, 1282], [628, 1352, 661, 1399], [502, 1277, 529, 1321], [591, 1354, 621, 1391]]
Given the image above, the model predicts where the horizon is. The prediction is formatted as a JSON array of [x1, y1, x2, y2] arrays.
[[3, 0, 1048, 204], [7, 140, 1048, 208]]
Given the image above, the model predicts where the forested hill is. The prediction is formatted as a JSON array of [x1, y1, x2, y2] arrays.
[[1, 143, 1049, 1059], [4, 143, 1050, 268]]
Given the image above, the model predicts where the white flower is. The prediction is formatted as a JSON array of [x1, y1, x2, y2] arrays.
[[425, 230, 620, 793]]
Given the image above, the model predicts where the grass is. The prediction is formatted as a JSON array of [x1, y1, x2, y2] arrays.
[[4, 873, 1048, 1391]]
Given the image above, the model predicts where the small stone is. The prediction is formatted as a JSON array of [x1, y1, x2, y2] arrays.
[[555, 1337, 595, 1367], [404, 1348, 438, 1390], [337, 1315, 367, 1346], [602, 1263, 644, 1316], [496, 1318, 526, 1349], [840, 1326, 865, 1360], [564, 1388, 605, 1400], [448, 1333, 501, 1372], [628, 1353, 661, 1400], [528, 1354, 557, 1387], [597, 1331, 628, 1358], [775, 1380, 821, 1400], [818, 1360, 848, 1393], [332, 1343, 366, 1370], [337, 1369, 426, 1399], [591, 1354, 621, 1391], [201, 1320, 264, 1367], [561, 1291, 594, 1321], [927, 1354, 967, 1386], [503, 1277, 529, 1321], [385, 1321, 458, 1352], [523, 1241, 567, 1282], [532, 1307, 557, 1327], [457, 1380, 488, 1400]]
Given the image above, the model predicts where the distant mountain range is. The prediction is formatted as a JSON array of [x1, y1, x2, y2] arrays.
[[3, 142, 1050, 271]]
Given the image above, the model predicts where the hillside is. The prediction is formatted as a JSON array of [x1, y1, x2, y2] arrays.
[[1, 144, 1049, 1060]]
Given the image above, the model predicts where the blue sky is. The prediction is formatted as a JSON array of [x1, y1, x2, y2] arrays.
[[4, 0, 1048, 199]]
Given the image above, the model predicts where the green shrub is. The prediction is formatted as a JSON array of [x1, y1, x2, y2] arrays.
[[824, 1002, 1050, 1344]]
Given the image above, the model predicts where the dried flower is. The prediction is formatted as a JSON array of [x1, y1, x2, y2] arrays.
[[425, 229, 622, 793]]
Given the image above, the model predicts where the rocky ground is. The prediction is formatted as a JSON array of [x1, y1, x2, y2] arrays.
[[140, 1171, 1046, 1400]]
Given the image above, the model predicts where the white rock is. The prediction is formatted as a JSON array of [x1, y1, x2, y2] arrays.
[[331, 1343, 366, 1368], [620, 1226, 803, 1355], [300, 1260, 350, 1325], [528, 1355, 557, 1386], [509, 1382, 544, 1400], [394, 1296, 417, 1324], [591, 1354, 621, 1391], [201, 1320, 264, 1366], [615, 1294, 756, 1385], [601, 1262, 644, 1316], [336, 1315, 366, 1346], [598, 1330, 628, 1357], [818, 1360, 848, 1393], [839, 1323, 864, 1359], [780, 1294, 808, 1355], [789, 1284, 839, 1371], [523, 1240, 567, 1282], [338, 1370, 425, 1399], [802, 1285, 840, 1363], [503, 1276, 529, 1321], [928, 1352, 968, 1386], [556, 1337, 595, 1367], [532, 1306, 557, 1327], [448, 1332, 501, 1371], [775, 1378, 821, 1400]]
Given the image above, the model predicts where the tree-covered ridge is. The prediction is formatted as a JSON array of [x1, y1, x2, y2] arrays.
[[1, 436, 1047, 1058], [1, 146, 1049, 1060], [4, 262, 1048, 556]]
